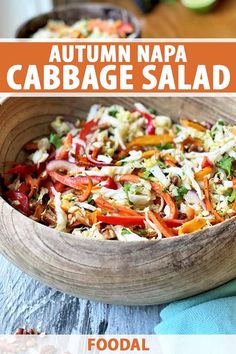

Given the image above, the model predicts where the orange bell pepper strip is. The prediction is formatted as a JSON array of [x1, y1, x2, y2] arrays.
[[203, 177, 224, 223], [178, 218, 207, 235], [95, 196, 141, 216], [148, 211, 176, 238], [95, 196, 117, 213], [151, 182, 178, 219], [26, 175, 40, 199], [128, 134, 173, 148], [232, 178, 236, 189], [194, 166, 213, 181], [91, 147, 100, 159], [164, 206, 195, 228], [179, 119, 206, 132], [76, 177, 93, 202], [119, 174, 140, 183], [142, 150, 158, 159], [117, 206, 141, 217], [24, 142, 38, 151]]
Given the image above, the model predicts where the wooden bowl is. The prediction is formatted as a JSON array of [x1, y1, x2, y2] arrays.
[[15, 3, 141, 39], [0, 97, 236, 305]]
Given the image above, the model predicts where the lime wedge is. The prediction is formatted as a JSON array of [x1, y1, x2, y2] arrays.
[[181, 0, 218, 13]]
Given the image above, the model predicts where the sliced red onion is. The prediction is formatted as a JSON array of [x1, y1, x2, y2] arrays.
[[46, 160, 83, 173], [184, 190, 206, 210], [85, 143, 113, 167], [203, 122, 213, 130]]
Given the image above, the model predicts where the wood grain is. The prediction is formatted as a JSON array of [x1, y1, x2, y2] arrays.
[[0, 256, 160, 334], [0, 97, 236, 305], [90, 0, 236, 38]]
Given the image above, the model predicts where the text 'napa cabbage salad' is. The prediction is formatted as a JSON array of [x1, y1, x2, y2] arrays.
[[2, 103, 236, 241]]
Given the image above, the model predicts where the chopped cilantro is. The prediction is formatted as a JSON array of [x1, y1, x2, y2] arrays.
[[156, 143, 174, 150], [109, 108, 119, 117], [176, 186, 188, 201], [148, 107, 157, 115], [86, 194, 93, 203], [216, 155, 234, 177], [210, 119, 225, 139], [217, 119, 225, 126], [157, 160, 166, 169], [143, 170, 154, 180], [123, 183, 132, 201], [49, 133, 62, 149], [175, 125, 182, 134], [228, 189, 236, 203], [180, 152, 185, 161], [121, 228, 132, 235]]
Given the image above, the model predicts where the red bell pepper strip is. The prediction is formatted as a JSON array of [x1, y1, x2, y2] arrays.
[[48, 171, 117, 190], [202, 156, 213, 168], [6, 164, 34, 177], [17, 182, 30, 195], [164, 207, 195, 228], [79, 119, 97, 141], [54, 181, 66, 193], [135, 110, 155, 135], [104, 177, 117, 189], [163, 219, 185, 228], [97, 215, 145, 227], [5, 190, 30, 216]]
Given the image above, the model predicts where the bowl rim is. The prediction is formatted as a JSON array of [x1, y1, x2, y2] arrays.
[[0, 95, 233, 246], [15, 2, 142, 39]]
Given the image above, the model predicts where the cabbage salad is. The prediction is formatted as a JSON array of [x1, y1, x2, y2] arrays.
[[32, 19, 134, 39], [2, 103, 236, 241]]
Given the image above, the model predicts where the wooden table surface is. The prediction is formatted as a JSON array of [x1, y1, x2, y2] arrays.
[[91, 0, 236, 38], [0, 255, 161, 334]]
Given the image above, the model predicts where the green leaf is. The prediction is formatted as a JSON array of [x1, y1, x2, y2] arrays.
[[176, 186, 188, 201], [210, 119, 225, 139], [109, 108, 118, 117], [49, 133, 62, 149], [121, 228, 132, 235], [148, 107, 157, 115], [156, 143, 174, 150], [228, 189, 236, 203], [216, 155, 234, 177]]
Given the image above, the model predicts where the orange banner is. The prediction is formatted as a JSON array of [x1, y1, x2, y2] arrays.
[[1, 40, 236, 94]]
